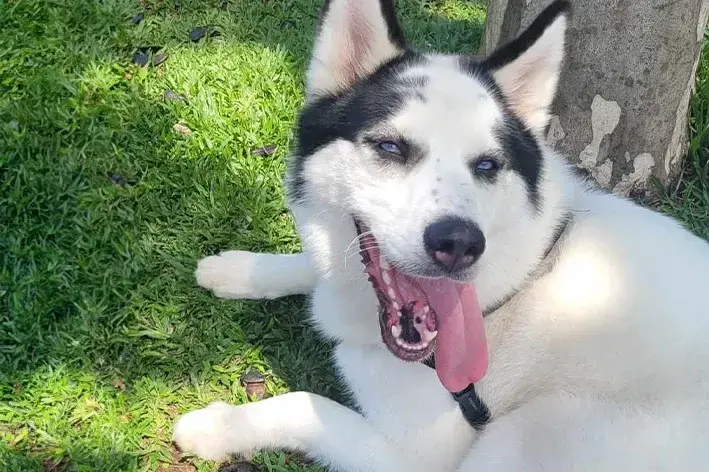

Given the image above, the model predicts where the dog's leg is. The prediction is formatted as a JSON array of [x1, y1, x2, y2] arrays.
[[173, 392, 416, 471], [195, 251, 316, 299]]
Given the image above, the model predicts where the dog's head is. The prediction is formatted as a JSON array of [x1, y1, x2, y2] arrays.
[[286, 0, 572, 390]]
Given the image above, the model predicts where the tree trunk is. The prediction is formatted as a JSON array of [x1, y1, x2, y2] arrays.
[[482, 0, 709, 197]]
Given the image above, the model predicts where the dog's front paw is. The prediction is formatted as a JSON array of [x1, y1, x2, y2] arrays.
[[195, 251, 262, 299], [173, 402, 249, 462]]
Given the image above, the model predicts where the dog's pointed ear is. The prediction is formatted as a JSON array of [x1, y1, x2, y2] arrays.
[[484, 1, 571, 134], [306, 0, 407, 99]]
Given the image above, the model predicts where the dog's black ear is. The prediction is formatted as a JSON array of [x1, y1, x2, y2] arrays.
[[484, 1, 571, 134], [306, 0, 407, 100]]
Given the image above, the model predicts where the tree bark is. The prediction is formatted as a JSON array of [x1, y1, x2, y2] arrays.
[[482, 0, 709, 196]]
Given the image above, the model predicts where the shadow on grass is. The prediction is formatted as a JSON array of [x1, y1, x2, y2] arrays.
[[0, 0, 485, 469], [1, 441, 139, 472]]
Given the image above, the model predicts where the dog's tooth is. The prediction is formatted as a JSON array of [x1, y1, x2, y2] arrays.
[[391, 325, 402, 338], [422, 330, 438, 342], [423, 305, 430, 314], [395, 337, 406, 348], [382, 271, 391, 285], [388, 288, 396, 299]]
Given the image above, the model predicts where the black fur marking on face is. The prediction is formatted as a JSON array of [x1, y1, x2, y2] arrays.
[[288, 51, 426, 202], [495, 118, 543, 211], [457, 58, 506, 104], [457, 58, 543, 211], [482, 0, 571, 71]]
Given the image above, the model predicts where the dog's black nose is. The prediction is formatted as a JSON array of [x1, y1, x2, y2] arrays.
[[424, 217, 485, 272]]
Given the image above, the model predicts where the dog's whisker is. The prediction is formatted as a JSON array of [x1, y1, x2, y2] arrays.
[[345, 241, 380, 255], [344, 231, 374, 255], [346, 246, 380, 258]]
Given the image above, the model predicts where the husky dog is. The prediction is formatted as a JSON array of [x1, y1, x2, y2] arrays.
[[173, 1, 709, 470]]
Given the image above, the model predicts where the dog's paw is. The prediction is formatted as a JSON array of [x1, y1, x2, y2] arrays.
[[195, 251, 263, 299], [173, 402, 246, 462]]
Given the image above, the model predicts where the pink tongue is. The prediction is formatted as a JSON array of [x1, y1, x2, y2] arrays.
[[416, 278, 488, 392]]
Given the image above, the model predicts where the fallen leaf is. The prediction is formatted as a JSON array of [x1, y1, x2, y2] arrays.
[[132, 51, 149, 67], [152, 52, 168, 66], [112, 378, 127, 392], [173, 123, 192, 136], [189, 25, 219, 42], [164, 90, 185, 102], [107, 173, 138, 186], [241, 370, 266, 400], [131, 12, 144, 25], [251, 145, 277, 157], [132, 46, 165, 67]]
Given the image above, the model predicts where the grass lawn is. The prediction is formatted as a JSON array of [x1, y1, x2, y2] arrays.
[[0, 0, 706, 471]]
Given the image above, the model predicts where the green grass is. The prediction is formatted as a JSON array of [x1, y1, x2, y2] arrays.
[[0, 0, 486, 471], [660, 29, 709, 238], [0, 0, 707, 471]]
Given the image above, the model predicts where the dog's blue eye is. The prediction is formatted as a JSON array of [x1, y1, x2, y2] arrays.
[[378, 141, 402, 155], [475, 159, 498, 172]]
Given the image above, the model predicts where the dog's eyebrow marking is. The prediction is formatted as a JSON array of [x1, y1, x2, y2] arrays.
[[364, 124, 400, 140], [398, 74, 428, 103], [399, 75, 428, 88]]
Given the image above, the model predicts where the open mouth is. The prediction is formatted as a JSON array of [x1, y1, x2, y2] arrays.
[[355, 220, 438, 362], [354, 218, 490, 393]]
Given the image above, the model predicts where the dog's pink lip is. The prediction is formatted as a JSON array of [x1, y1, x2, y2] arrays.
[[355, 219, 438, 362], [354, 217, 489, 392]]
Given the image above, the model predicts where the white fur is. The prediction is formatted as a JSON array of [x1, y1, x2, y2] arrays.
[[492, 16, 567, 135], [177, 1, 709, 470], [306, 0, 403, 99], [195, 251, 315, 299]]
